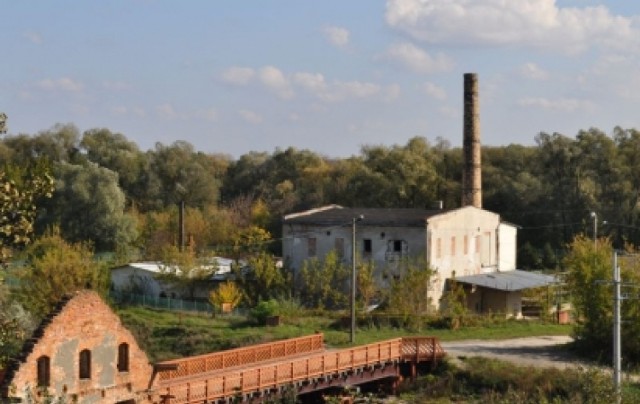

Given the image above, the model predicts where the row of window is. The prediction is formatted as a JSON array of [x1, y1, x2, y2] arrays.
[[36, 343, 130, 387], [434, 233, 492, 261], [307, 238, 405, 257]]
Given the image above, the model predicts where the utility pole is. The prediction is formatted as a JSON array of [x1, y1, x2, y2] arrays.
[[350, 214, 363, 344], [613, 251, 621, 403], [590, 211, 598, 250]]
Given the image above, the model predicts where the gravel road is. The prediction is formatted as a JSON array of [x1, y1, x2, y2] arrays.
[[441, 335, 582, 369]]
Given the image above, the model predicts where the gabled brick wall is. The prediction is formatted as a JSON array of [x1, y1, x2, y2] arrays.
[[2, 290, 154, 403]]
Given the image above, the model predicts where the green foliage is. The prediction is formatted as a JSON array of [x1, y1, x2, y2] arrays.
[[565, 235, 640, 364], [400, 357, 637, 404], [440, 274, 468, 329], [235, 251, 289, 306], [250, 299, 281, 325], [356, 260, 378, 309], [299, 251, 349, 309], [157, 245, 214, 299], [37, 161, 137, 251], [14, 229, 108, 317], [0, 164, 54, 263], [386, 261, 434, 329]]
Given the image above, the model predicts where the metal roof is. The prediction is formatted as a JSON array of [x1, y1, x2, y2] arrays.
[[283, 205, 444, 227], [454, 270, 556, 291]]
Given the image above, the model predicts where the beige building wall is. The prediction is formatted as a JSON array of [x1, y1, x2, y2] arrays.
[[427, 206, 502, 305]]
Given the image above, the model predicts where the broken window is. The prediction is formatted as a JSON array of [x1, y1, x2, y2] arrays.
[[307, 237, 317, 257], [334, 237, 344, 258], [363, 239, 372, 255]]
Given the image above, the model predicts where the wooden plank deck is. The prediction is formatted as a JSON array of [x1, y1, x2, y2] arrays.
[[154, 336, 445, 403]]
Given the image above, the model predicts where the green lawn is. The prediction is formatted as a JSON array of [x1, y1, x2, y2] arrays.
[[116, 305, 571, 362]]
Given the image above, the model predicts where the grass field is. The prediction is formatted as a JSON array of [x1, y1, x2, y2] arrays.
[[116, 305, 571, 362]]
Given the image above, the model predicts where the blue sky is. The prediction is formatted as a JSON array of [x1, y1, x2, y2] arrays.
[[3, 0, 640, 157]]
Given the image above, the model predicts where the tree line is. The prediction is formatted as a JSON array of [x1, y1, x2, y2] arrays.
[[3, 124, 640, 267]]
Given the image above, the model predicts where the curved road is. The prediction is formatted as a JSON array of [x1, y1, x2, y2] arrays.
[[441, 335, 582, 369]]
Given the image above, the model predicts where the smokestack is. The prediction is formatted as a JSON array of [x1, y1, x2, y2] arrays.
[[462, 73, 482, 208]]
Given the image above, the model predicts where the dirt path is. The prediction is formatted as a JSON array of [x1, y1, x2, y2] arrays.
[[441, 335, 584, 369]]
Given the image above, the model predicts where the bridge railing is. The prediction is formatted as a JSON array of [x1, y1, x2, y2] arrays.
[[401, 337, 446, 362], [154, 334, 325, 381], [158, 337, 444, 403]]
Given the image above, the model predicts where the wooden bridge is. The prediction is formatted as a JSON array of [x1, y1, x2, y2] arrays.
[[152, 334, 445, 403]]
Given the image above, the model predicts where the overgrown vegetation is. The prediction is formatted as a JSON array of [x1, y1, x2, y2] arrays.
[[399, 357, 640, 403], [115, 304, 570, 362]]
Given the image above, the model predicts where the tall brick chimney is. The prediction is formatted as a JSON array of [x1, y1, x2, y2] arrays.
[[462, 73, 482, 208]]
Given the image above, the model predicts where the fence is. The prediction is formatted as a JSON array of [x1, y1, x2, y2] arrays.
[[110, 291, 213, 313]]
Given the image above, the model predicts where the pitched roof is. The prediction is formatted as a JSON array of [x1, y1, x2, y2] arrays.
[[454, 270, 556, 291], [283, 205, 444, 227]]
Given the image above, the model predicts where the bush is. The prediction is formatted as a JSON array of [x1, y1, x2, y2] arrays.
[[250, 299, 280, 325]]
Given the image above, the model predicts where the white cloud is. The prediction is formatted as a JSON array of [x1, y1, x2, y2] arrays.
[[423, 82, 447, 99], [294, 72, 328, 93], [36, 77, 84, 93], [196, 107, 219, 122], [385, 42, 453, 74], [294, 72, 382, 102], [520, 63, 549, 80], [517, 97, 594, 112], [323, 26, 350, 48], [111, 106, 128, 116], [259, 66, 294, 99], [385, 0, 639, 53], [156, 103, 179, 119], [102, 81, 131, 91], [221, 67, 256, 85], [239, 109, 263, 124], [24, 31, 43, 44]]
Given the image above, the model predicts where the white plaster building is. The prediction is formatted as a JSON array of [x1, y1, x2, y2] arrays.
[[282, 204, 553, 316]]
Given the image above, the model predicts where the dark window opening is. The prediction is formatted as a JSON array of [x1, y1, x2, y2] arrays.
[[117, 343, 130, 372], [393, 240, 402, 252], [37, 356, 50, 387], [363, 239, 372, 254], [79, 349, 91, 379]]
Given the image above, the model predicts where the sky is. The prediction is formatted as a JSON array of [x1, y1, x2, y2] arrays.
[[3, 0, 640, 158]]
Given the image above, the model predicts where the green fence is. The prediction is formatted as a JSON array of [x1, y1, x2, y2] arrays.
[[110, 291, 213, 313]]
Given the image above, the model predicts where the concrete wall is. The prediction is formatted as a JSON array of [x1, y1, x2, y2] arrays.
[[427, 206, 502, 305], [498, 223, 517, 271], [6, 291, 153, 403], [111, 266, 163, 297], [465, 286, 523, 318], [283, 223, 427, 283]]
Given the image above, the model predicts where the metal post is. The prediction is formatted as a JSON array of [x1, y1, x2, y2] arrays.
[[351, 217, 357, 344], [591, 212, 597, 249], [613, 251, 621, 403], [350, 214, 364, 344]]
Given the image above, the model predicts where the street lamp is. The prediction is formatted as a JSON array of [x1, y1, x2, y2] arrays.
[[590, 211, 597, 249], [351, 214, 364, 344]]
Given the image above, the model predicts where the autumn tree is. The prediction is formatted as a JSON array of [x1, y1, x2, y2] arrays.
[[14, 229, 107, 317]]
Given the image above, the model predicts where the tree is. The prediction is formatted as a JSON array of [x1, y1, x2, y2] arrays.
[[209, 281, 243, 314], [14, 229, 107, 317], [235, 252, 288, 306], [0, 165, 55, 264], [157, 245, 215, 299], [386, 260, 434, 329], [36, 161, 137, 251], [299, 251, 349, 309], [564, 235, 640, 363]]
